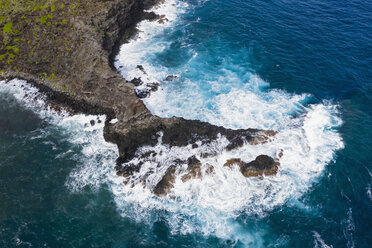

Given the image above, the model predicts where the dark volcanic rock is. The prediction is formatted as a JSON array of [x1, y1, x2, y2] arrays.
[[165, 75, 178, 81], [134, 82, 160, 98], [136, 65, 147, 74], [241, 155, 279, 177], [131, 77, 143, 87], [153, 166, 176, 196], [157, 14, 169, 24], [181, 156, 202, 182], [224, 155, 279, 177], [130, 77, 160, 98]]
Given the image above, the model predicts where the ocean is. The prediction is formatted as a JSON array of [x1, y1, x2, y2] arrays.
[[1, 0, 371, 247]]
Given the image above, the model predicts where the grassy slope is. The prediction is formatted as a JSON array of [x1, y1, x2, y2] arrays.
[[0, 0, 107, 92]]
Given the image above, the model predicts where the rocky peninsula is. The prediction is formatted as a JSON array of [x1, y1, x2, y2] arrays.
[[0, 0, 279, 195]]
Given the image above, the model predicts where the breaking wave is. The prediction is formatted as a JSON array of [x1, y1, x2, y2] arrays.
[[113, 0, 344, 242]]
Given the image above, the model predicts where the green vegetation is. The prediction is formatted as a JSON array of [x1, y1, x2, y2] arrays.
[[0, 0, 108, 95], [0, 0, 74, 78], [2, 22, 12, 33]]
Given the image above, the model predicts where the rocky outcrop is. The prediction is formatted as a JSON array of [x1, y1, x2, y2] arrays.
[[1, 0, 280, 194], [165, 75, 178, 81], [153, 166, 176, 196], [181, 156, 202, 182], [224, 155, 280, 177]]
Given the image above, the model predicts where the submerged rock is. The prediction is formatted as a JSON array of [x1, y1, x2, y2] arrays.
[[205, 164, 215, 175], [165, 75, 178, 81]]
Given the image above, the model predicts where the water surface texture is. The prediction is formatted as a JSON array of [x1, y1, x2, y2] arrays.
[[1, 0, 372, 247]]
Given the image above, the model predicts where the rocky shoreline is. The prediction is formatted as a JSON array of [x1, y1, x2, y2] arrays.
[[1, 0, 280, 195]]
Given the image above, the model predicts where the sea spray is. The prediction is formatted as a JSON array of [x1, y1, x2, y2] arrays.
[[114, 0, 344, 241]]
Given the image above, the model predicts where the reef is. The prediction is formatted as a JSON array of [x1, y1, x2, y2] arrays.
[[0, 0, 280, 195]]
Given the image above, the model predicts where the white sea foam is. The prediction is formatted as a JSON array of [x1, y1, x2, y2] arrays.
[[113, 0, 345, 241], [313, 231, 333, 248], [0, 79, 69, 121], [115, 0, 188, 88], [0, 79, 118, 192], [109, 101, 343, 238], [342, 208, 355, 248]]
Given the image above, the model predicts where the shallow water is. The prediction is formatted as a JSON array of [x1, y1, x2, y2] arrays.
[[1, 0, 372, 246]]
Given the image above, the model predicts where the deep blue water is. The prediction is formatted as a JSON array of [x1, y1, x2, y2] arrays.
[[1, 0, 372, 247]]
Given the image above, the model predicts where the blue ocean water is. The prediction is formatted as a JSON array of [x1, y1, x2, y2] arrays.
[[1, 0, 372, 247]]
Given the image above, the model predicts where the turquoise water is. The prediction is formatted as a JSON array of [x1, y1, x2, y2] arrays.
[[1, 0, 372, 247]]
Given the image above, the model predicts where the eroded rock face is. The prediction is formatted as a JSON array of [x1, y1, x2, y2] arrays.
[[224, 155, 279, 177]]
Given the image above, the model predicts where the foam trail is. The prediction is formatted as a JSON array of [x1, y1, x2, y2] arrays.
[[313, 231, 333, 248], [342, 208, 355, 248]]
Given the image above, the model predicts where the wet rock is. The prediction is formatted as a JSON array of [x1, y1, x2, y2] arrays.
[[136, 65, 147, 74], [133, 80, 160, 98], [241, 155, 279, 177], [200, 152, 216, 158], [224, 155, 279, 178], [224, 158, 244, 168], [142, 11, 159, 21], [136, 89, 149, 98], [205, 164, 215, 175], [181, 156, 202, 182], [248, 130, 277, 145], [148, 82, 160, 91], [225, 137, 245, 151], [187, 155, 201, 166], [165, 75, 178, 81], [278, 149, 284, 158], [116, 162, 143, 177], [90, 120, 95, 126], [158, 15, 169, 24], [131, 77, 143, 87], [153, 166, 176, 196], [136, 89, 150, 98]]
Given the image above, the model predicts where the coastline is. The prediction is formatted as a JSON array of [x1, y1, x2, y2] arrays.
[[1, 0, 366, 245], [0, 0, 277, 190]]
